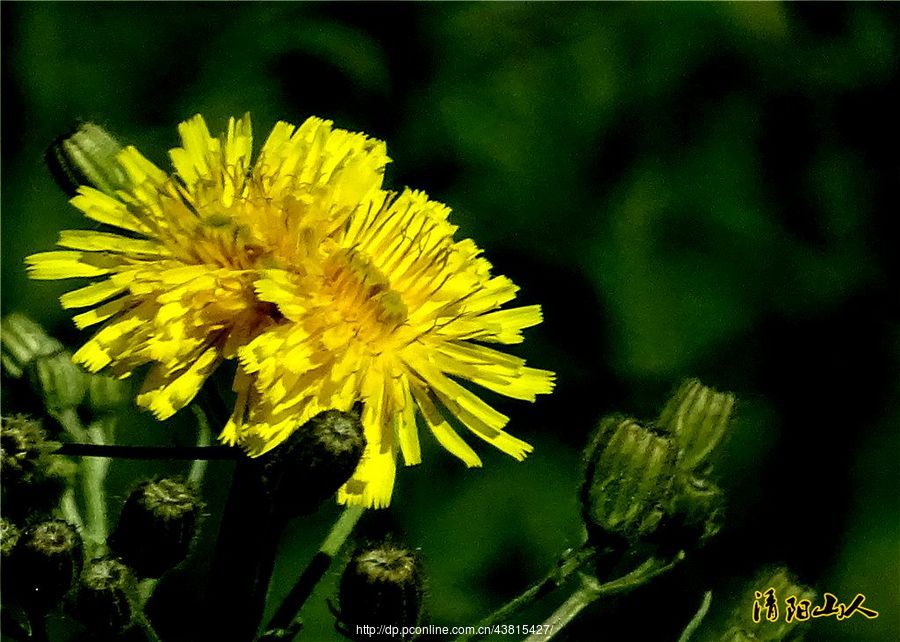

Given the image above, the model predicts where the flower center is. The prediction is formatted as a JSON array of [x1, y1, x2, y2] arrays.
[[326, 249, 408, 334]]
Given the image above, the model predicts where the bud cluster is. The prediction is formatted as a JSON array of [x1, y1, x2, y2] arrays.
[[581, 379, 734, 553]]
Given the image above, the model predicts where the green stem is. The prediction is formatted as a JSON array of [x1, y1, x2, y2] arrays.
[[188, 405, 213, 487], [522, 553, 685, 642], [59, 488, 85, 533], [135, 612, 163, 642], [263, 505, 365, 638], [83, 420, 110, 553], [52, 408, 108, 554], [455, 544, 595, 642], [677, 590, 712, 642]]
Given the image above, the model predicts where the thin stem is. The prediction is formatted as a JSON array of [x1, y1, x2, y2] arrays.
[[135, 612, 163, 642], [188, 405, 213, 487], [455, 544, 595, 642], [523, 553, 685, 642], [138, 579, 159, 609], [83, 420, 109, 553], [677, 590, 712, 642], [264, 505, 365, 637], [52, 408, 108, 554], [55, 442, 238, 460], [59, 488, 85, 533], [50, 407, 88, 442]]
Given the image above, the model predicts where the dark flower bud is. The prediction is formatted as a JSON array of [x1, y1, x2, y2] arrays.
[[1, 518, 21, 559], [337, 543, 424, 641], [108, 477, 201, 578], [9, 519, 83, 612], [1, 416, 74, 520], [263, 409, 366, 515], [46, 122, 127, 197], [1, 415, 54, 486], [581, 417, 677, 545], [657, 379, 735, 471], [72, 557, 138, 635]]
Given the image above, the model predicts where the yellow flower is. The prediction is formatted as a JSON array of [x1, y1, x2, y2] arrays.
[[28, 114, 554, 508], [28, 114, 388, 418]]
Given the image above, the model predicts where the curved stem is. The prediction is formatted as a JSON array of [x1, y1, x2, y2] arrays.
[[523, 553, 685, 642], [677, 590, 712, 642], [455, 544, 595, 642], [188, 405, 213, 487]]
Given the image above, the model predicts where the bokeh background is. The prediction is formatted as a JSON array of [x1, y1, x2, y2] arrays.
[[2, 3, 898, 641]]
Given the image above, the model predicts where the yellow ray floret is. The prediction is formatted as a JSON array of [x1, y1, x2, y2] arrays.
[[27, 113, 554, 508]]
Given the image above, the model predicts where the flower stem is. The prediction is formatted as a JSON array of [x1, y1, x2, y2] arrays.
[[455, 543, 595, 642], [51, 408, 108, 554], [522, 553, 685, 642], [188, 405, 213, 487], [677, 590, 712, 642], [263, 505, 365, 638]]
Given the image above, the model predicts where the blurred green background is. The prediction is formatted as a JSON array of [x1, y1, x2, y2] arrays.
[[2, 3, 898, 641]]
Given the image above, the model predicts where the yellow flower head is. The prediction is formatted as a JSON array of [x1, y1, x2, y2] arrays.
[[28, 114, 554, 507]]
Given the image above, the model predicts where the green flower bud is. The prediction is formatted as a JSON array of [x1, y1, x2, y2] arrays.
[[337, 543, 424, 641], [700, 567, 816, 642], [72, 557, 138, 635], [581, 417, 677, 545], [31, 350, 88, 411], [0, 313, 62, 379], [9, 519, 83, 612], [262, 409, 366, 515], [108, 477, 202, 578], [45, 122, 127, 197], [652, 474, 725, 554], [657, 379, 735, 471]]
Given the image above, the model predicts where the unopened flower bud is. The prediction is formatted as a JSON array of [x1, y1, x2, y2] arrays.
[[1, 313, 62, 379], [337, 543, 424, 641], [9, 519, 83, 611], [31, 350, 88, 411], [1, 415, 54, 486], [73, 557, 138, 635], [657, 379, 735, 471], [699, 567, 815, 642], [1, 518, 21, 559], [581, 417, 677, 545], [108, 478, 201, 578], [1, 416, 73, 519], [653, 474, 724, 554], [263, 409, 366, 515], [46, 122, 127, 197]]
